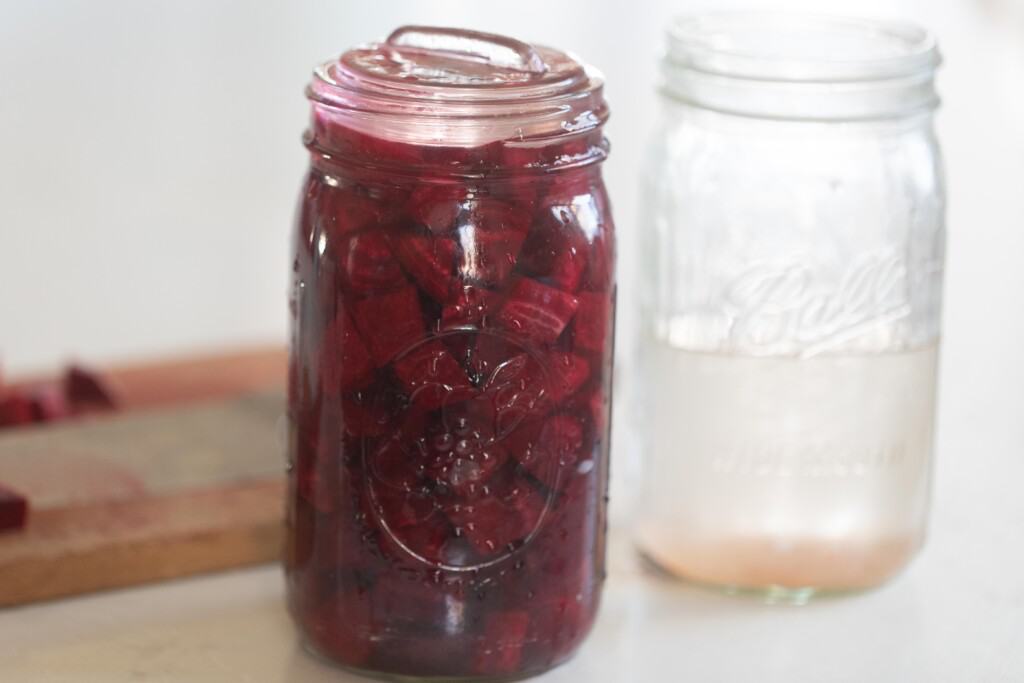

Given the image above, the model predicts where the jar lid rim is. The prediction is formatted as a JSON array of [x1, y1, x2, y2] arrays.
[[312, 25, 606, 113], [307, 26, 609, 147]]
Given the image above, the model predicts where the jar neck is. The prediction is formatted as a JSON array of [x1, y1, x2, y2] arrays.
[[662, 13, 941, 122], [305, 104, 609, 178]]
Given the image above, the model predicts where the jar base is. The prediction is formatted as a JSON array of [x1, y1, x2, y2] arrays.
[[300, 636, 576, 683], [636, 533, 920, 604]]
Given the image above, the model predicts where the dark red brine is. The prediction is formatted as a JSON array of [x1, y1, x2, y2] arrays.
[[285, 27, 614, 680]]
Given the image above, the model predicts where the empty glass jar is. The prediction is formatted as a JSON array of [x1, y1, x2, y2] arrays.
[[634, 13, 945, 599]]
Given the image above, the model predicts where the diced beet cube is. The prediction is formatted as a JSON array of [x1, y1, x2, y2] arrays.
[[372, 487, 454, 564], [392, 232, 456, 302], [476, 610, 530, 676], [444, 474, 545, 556], [441, 286, 503, 331], [517, 209, 590, 293], [565, 384, 609, 437], [29, 383, 69, 422], [469, 339, 547, 437], [544, 164, 598, 204], [0, 394, 35, 427], [0, 484, 28, 532], [408, 185, 467, 234], [427, 441, 508, 499], [341, 395, 393, 438], [286, 493, 316, 573], [392, 341, 476, 410], [525, 590, 588, 662], [582, 230, 615, 292], [335, 232, 405, 294], [545, 352, 591, 403], [435, 393, 500, 449], [320, 311, 375, 397], [314, 114, 424, 168], [374, 486, 439, 528], [64, 366, 117, 409], [456, 199, 531, 287], [319, 183, 396, 237], [305, 587, 374, 666], [366, 437, 423, 491], [498, 414, 543, 465], [289, 497, 378, 576], [296, 462, 338, 514], [353, 287, 425, 366], [573, 290, 611, 353], [457, 229, 526, 288], [391, 511, 455, 566], [517, 415, 585, 490], [496, 278, 579, 345], [369, 573, 454, 631]]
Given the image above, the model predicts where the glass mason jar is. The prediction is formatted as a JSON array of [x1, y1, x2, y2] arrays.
[[285, 27, 615, 679], [635, 14, 944, 599]]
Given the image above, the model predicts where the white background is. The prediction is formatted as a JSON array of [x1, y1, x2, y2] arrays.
[[2, 1, 1023, 517], [2, 4, 1024, 680]]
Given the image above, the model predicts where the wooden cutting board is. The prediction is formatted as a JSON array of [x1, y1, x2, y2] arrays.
[[0, 349, 288, 607]]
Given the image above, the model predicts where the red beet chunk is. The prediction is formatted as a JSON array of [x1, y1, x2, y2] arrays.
[[305, 587, 374, 666], [296, 462, 338, 514], [573, 290, 612, 353], [470, 339, 547, 437], [456, 199, 531, 287], [517, 415, 585, 490], [369, 573, 457, 630], [476, 610, 530, 676], [427, 437, 508, 499], [289, 497, 379, 575], [319, 183, 397, 237], [582, 228, 615, 292], [496, 278, 579, 345], [374, 485, 439, 528], [336, 232, 405, 294], [65, 366, 117, 409], [517, 207, 591, 294], [392, 341, 476, 410], [525, 590, 588, 664], [341, 394, 392, 437], [353, 287, 425, 366], [313, 115, 424, 168], [566, 384, 609, 436], [366, 437, 423, 491], [0, 395, 35, 427], [444, 474, 545, 556], [0, 485, 28, 532], [408, 185, 467, 234], [441, 286, 503, 330], [546, 352, 591, 403], [29, 384, 70, 422], [320, 311, 375, 396], [392, 232, 457, 302], [457, 229, 526, 289], [372, 487, 454, 565]]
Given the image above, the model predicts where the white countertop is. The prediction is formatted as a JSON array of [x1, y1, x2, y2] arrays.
[[5, 278, 1022, 683], [3, 300, 1023, 682], [2, 460, 1022, 683]]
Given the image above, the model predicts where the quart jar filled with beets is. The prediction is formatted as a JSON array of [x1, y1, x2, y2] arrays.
[[285, 27, 615, 680]]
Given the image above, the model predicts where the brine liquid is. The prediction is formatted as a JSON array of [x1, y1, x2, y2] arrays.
[[635, 343, 938, 591]]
